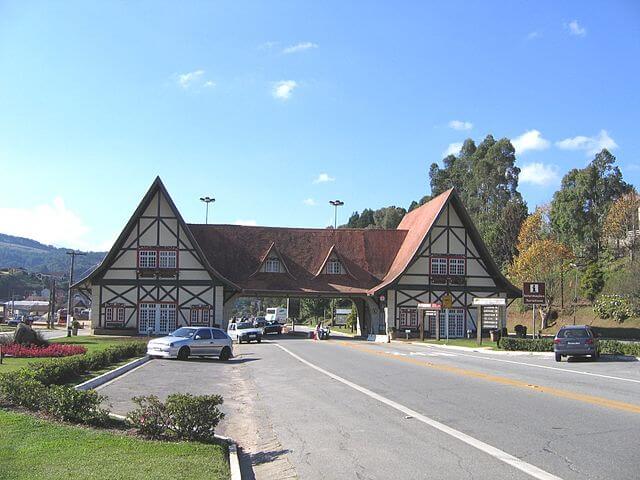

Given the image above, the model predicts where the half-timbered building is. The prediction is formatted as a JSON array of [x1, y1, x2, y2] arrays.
[[74, 177, 520, 337]]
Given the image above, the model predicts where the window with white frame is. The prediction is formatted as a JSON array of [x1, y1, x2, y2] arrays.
[[430, 257, 448, 276], [138, 249, 157, 268], [159, 250, 177, 269], [449, 257, 465, 276], [190, 305, 211, 326], [327, 258, 343, 274], [105, 304, 125, 326], [398, 307, 418, 329], [265, 257, 281, 273]]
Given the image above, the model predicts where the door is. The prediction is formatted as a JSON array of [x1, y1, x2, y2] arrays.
[[227, 323, 236, 341], [192, 328, 214, 355], [138, 303, 177, 335], [211, 328, 228, 354]]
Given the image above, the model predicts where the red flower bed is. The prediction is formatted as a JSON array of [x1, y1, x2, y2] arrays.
[[1, 343, 87, 358]]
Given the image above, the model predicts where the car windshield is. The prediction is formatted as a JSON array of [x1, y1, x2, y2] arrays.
[[558, 329, 590, 338], [237, 322, 254, 329], [171, 328, 196, 338]]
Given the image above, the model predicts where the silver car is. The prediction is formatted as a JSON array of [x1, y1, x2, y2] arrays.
[[147, 327, 233, 361], [553, 325, 599, 362]]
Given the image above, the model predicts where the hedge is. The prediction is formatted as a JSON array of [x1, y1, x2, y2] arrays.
[[500, 338, 554, 352], [0, 341, 146, 426], [500, 337, 640, 356]]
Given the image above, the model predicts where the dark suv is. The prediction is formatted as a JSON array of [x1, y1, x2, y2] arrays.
[[553, 325, 599, 362]]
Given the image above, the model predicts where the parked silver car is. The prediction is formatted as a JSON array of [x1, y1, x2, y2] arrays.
[[553, 325, 599, 362], [147, 327, 233, 361]]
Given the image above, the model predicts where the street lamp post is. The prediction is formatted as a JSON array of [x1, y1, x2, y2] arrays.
[[66, 251, 86, 337], [200, 196, 215, 224], [329, 200, 344, 229]]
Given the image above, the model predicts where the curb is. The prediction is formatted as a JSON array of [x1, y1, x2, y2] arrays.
[[75, 355, 151, 391], [107, 412, 242, 480]]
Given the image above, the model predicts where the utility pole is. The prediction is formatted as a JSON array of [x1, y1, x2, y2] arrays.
[[329, 200, 344, 229], [66, 251, 86, 337], [200, 196, 215, 224]]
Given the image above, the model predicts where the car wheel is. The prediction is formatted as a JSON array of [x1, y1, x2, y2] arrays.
[[219, 346, 231, 361], [555, 353, 561, 362], [177, 347, 190, 361]]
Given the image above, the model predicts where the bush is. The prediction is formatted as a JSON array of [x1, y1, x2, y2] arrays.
[[128, 393, 224, 442], [599, 340, 640, 357], [514, 325, 527, 338], [45, 386, 109, 425], [593, 294, 638, 322], [500, 338, 554, 352], [2, 343, 86, 358], [0, 371, 48, 409]]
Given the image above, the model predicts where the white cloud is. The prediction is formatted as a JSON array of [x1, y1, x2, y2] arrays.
[[527, 31, 541, 40], [258, 41, 279, 50], [282, 42, 318, 54], [177, 70, 204, 89], [519, 163, 560, 186], [0, 197, 100, 250], [555, 130, 617, 156], [448, 120, 473, 131], [303, 198, 317, 206], [272, 80, 298, 100], [234, 219, 258, 226], [313, 173, 335, 184], [512, 129, 550, 154], [443, 142, 463, 157], [204, 80, 216, 88], [566, 20, 586, 37]]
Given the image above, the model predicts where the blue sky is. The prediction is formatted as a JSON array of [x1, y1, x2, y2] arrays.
[[1, 1, 639, 250]]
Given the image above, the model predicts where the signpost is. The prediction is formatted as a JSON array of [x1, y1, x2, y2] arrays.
[[523, 282, 546, 339], [472, 297, 507, 345]]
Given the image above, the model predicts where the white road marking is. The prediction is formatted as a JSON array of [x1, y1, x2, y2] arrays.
[[416, 345, 640, 385], [276, 344, 562, 480]]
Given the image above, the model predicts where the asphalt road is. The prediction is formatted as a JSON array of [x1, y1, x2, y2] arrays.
[[100, 336, 640, 480]]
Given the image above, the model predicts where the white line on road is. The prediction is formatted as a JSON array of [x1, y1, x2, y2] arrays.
[[416, 345, 640, 384], [276, 344, 562, 480]]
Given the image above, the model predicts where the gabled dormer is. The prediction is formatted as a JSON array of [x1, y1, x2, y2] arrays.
[[254, 242, 293, 276], [315, 245, 353, 277]]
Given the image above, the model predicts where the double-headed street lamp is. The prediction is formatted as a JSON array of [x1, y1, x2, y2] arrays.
[[329, 200, 344, 229], [200, 196, 215, 224]]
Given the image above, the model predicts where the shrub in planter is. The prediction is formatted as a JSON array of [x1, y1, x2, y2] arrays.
[[593, 294, 637, 322], [44, 385, 109, 425], [500, 338, 554, 352], [0, 371, 48, 409], [128, 393, 225, 442], [165, 393, 225, 442], [127, 395, 169, 439]]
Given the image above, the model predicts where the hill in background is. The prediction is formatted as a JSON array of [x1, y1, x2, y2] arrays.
[[0, 233, 106, 277]]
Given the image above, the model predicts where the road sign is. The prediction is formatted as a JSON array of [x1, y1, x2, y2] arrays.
[[523, 282, 546, 305], [472, 298, 506, 306], [417, 303, 442, 310], [442, 294, 453, 309]]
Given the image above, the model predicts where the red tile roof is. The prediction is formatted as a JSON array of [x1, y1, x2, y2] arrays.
[[187, 225, 408, 295]]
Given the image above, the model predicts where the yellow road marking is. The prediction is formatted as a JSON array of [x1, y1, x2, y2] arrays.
[[335, 341, 640, 415]]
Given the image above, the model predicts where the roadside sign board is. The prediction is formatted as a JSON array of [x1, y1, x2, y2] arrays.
[[472, 298, 506, 306], [523, 282, 546, 305], [442, 294, 453, 309], [417, 303, 442, 310]]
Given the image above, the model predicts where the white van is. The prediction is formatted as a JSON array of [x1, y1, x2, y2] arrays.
[[265, 307, 287, 324]]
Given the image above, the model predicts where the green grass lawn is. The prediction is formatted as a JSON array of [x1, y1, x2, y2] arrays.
[[330, 326, 356, 336], [0, 336, 146, 374], [0, 409, 229, 480]]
